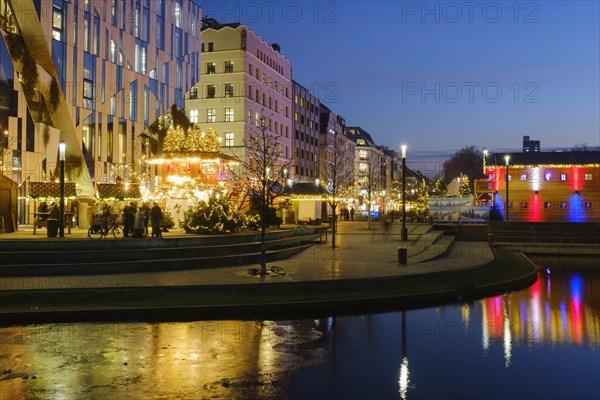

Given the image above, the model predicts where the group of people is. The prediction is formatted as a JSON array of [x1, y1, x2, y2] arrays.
[[340, 207, 355, 221], [120, 202, 163, 238], [37, 201, 59, 222], [96, 201, 163, 238]]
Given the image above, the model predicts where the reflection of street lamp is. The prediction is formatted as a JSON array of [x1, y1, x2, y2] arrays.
[[401, 145, 408, 241], [59, 140, 66, 237], [505, 155, 510, 223]]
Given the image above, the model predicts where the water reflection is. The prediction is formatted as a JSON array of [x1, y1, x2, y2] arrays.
[[1, 257, 599, 399]]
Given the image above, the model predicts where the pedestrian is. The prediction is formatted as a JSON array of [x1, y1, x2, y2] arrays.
[[122, 202, 132, 237], [133, 206, 145, 238], [350, 207, 355, 221], [150, 202, 163, 238], [100, 202, 111, 233], [275, 208, 282, 229], [142, 202, 150, 237]]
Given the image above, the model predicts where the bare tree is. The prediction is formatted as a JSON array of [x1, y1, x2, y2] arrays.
[[0, 131, 15, 179], [233, 111, 292, 275], [320, 130, 354, 248], [357, 152, 382, 230]]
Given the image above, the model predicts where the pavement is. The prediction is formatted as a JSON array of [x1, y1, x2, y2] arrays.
[[0, 221, 495, 291]]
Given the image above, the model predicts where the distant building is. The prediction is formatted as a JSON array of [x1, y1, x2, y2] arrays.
[[523, 135, 541, 152], [292, 81, 320, 183], [185, 20, 293, 178], [476, 151, 600, 222]]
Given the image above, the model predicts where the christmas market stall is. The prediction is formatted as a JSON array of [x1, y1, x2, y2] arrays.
[[286, 182, 331, 225], [26, 181, 77, 234], [146, 125, 238, 227]]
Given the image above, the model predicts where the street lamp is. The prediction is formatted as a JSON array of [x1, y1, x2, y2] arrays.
[[401, 144, 408, 241], [59, 140, 66, 237], [505, 155, 510, 223]]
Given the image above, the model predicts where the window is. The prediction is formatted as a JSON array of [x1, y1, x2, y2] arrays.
[[189, 109, 198, 123], [52, 6, 64, 41], [544, 172, 552, 181], [357, 139, 365, 145], [255, 112, 260, 127], [190, 86, 198, 99], [544, 202, 551, 209], [207, 109, 216, 123], [508, 175, 512, 181], [207, 42, 213, 52], [560, 173, 567, 181], [585, 174, 592, 180], [225, 61, 234, 73], [359, 163, 367, 173], [207, 84, 216, 98], [520, 174, 527, 181], [225, 84, 234, 97], [585, 202, 592, 209], [520, 202, 528, 209], [225, 132, 234, 146], [207, 62, 215, 74], [560, 202, 568, 209], [507, 202, 513, 209], [359, 150, 367, 160], [248, 63, 253, 75], [225, 108, 234, 122]]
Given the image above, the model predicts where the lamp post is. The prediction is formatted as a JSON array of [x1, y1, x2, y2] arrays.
[[401, 145, 408, 241], [59, 140, 66, 237], [505, 155, 510, 223]]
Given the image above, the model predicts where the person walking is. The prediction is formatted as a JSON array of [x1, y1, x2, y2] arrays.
[[150, 202, 163, 238], [133, 206, 145, 238], [122, 202, 133, 237], [141, 202, 150, 237], [350, 207, 355, 221]]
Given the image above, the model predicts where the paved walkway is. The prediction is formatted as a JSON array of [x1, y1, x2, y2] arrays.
[[0, 222, 495, 291]]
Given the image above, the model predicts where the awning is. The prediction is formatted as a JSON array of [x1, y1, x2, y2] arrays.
[[27, 182, 77, 199], [96, 183, 142, 200]]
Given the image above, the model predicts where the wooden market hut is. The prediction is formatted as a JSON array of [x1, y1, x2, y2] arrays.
[[26, 181, 77, 233]]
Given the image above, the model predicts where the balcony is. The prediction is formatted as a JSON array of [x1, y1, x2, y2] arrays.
[[475, 179, 495, 193]]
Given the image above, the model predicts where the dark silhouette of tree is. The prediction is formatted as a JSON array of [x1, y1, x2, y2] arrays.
[[320, 130, 354, 248], [233, 111, 291, 275], [443, 146, 485, 193]]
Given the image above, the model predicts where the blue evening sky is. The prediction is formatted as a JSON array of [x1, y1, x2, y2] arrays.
[[200, 1, 599, 156]]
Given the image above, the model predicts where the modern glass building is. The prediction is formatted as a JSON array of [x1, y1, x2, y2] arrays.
[[0, 0, 201, 222]]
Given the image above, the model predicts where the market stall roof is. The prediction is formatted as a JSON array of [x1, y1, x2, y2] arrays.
[[27, 182, 77, 199], [96, 183, 142, 200], [286, 182, 331, 197]]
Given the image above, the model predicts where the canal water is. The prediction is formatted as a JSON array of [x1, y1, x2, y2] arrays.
[[1, 256, 598, 399]]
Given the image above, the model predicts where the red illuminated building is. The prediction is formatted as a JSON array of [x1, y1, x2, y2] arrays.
[[476, 151, 600, 222]]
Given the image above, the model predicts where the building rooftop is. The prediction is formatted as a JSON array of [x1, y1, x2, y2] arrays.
[[486, 151, 600, 167]]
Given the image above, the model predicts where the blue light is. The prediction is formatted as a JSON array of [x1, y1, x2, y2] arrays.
[[568, 193, 585, 222]]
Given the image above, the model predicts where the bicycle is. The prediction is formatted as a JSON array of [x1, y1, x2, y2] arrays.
[[87, 220, 124, 240]]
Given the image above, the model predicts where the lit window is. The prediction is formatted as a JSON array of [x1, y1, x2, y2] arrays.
[[560, 202, 568, 209], [520, 202, 528, 209], [560, 173, 567, 181], [508, 202, 513, 209], [584, 174, 592, 180], [585, 202, 592, 209], [508, 175, 512, 181], [225, 132, 234, 146], [189, 109, 198, 123], [520, 174, 527, 181], [357, 139, 365, 145], [225, 108, 234, 122], [544, 172, 552, 181], [359, 163, 367, 173], [544, 202, 551, 209], [207, 62, 216, 74], [359, 150, 367, 160], [207, 109, 216, 123]]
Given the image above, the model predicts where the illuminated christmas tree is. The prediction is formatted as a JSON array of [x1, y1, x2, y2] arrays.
[[184, 125, 203, 152], [162, 125, 187, 153], [200, 125, 221, 153]]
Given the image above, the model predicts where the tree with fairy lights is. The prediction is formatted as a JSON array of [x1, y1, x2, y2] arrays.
[[459, 176, 471, 198], [233, 111, 292, 275]]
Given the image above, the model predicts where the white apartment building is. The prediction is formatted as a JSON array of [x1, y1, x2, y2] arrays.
[[185, 20, 293, 176]]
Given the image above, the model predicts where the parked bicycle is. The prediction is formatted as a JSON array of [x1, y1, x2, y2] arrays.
[[87, 219, 124, 240]]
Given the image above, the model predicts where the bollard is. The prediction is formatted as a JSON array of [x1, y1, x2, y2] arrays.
[[398, 246, 408, 265]]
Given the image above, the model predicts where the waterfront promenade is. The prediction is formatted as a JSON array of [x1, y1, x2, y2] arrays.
[[0, 221, 541, 323]]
